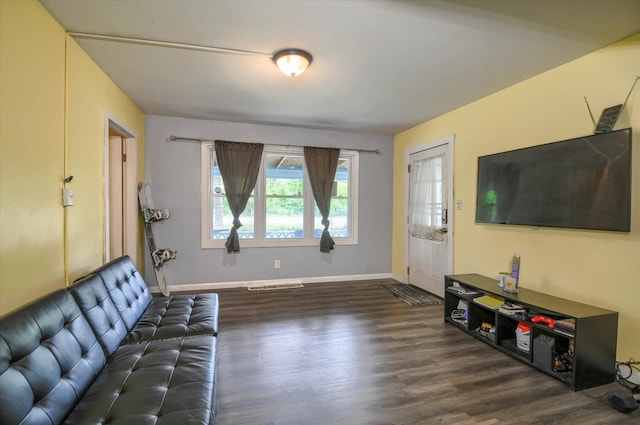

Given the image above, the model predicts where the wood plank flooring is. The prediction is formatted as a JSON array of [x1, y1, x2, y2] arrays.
[[208, 280, 637, 425]]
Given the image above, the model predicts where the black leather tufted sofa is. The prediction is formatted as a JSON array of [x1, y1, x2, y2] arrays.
[[0, 255, 219, 425]]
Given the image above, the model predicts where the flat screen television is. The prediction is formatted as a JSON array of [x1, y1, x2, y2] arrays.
[[475, 128, 632, 232]]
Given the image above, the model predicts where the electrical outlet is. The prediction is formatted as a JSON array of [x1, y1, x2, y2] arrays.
[[274, 260, 280, 269]]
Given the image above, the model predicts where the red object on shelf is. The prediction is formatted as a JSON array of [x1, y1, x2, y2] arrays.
[[517, 322, 531, 332], [531, 315, 555, 329]]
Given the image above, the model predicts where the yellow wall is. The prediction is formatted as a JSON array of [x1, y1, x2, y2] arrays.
[[393, 35, 640, 360], [0, 0, 145, 315], [0, 0, 65, 311], [65, 38, 145, 282]]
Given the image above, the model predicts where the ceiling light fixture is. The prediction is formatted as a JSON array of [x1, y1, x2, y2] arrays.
[[68, 33, 313, 78], [272, 49, 313, 77]]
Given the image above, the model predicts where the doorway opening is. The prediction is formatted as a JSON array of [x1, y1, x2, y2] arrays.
[[105, 116, 138, 263]]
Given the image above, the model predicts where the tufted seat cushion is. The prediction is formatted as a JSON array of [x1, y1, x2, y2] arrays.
[[63, 336, 217, 425], [0, 290, 106, 425], [125, 294, 219, 344]]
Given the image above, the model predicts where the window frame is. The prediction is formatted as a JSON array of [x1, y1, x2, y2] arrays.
[[201, 143, 358, 249]]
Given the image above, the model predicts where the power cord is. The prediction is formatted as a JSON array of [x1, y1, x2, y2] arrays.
[[450, 309, 467, 327], [608, 358, 640, 413], [616, 358, 640, 394]]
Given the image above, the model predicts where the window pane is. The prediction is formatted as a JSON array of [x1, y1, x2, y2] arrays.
[[212, 196, 254, 240], [211, 151, 223, 194], [314, 200, 349, 238], [265, 154, 304, 238], [210, 150, 254, 240], [265, 154, 304, 196], [266, 198, 304, 238], [314, 157, 351, 238]]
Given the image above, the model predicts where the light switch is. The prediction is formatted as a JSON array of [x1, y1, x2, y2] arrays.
[[62, 188, 74, 206]]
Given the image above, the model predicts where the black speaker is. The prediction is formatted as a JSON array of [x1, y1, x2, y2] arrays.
[[607, 390, 638, 413]]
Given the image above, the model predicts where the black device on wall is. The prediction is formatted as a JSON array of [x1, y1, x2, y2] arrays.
[[475, 128, 632, 232]]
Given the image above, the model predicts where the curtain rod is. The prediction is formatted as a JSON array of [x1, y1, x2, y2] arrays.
[[169, 135, 381, 154]]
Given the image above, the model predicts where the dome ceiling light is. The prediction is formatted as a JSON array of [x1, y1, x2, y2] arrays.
[[272, 48, 313, 77]]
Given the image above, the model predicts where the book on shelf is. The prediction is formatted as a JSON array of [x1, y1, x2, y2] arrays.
[[498, 302, 527, 315], [555, 318, 576, 337], [473, 294, 504, 310], [555, 318, 575, 331]]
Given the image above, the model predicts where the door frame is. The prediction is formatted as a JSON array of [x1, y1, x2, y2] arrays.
[[404, 134, 455, 284], [104, 112, 138, 263]]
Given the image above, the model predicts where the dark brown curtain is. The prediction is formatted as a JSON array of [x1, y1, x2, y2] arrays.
[[304, 146, 340, 252], [214, 140, 264, 253]]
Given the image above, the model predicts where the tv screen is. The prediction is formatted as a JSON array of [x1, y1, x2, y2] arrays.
[[475, 128, 632, 232]]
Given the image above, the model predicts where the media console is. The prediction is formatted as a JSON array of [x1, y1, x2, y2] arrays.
[[444, 274, 618, 391]]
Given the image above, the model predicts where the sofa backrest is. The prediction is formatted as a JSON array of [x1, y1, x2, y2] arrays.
[[93, 255, 152, 332], [0, 289, 106, 425], [69, 273, 129, 357]]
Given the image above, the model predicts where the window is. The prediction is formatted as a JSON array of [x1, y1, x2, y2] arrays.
[[265, 153, 305, 239], [202, 143, 358, 248], [408, 153, 446, 240]]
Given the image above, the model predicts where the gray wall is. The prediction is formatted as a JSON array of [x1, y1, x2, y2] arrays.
[[144, 115, 394, 288]]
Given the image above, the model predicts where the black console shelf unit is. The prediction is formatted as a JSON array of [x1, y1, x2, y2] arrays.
[[444, 274, 618, 391]]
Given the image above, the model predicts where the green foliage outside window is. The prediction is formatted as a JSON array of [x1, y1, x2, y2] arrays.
[[212, 152, 351, 235]]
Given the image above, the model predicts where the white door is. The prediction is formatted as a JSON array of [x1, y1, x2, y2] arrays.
[[408, 143, 451, 297]]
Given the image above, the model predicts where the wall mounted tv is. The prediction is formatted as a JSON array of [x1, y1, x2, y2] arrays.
[[475, 128, 632, 232]]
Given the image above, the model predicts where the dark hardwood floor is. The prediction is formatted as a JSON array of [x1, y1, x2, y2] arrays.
[[209, 280, 637, 425]]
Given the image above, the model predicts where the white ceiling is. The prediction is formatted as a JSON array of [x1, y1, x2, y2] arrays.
[[39, 0, 640, 135]]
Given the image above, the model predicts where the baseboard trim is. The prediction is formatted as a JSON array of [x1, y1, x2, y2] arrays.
[[390, 273, 407, 284], [149, 273, 395, 293]]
